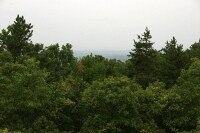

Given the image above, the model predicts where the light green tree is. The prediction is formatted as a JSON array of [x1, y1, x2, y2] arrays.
[[161, 58, 200, 132], [80, 76, 142, 132]]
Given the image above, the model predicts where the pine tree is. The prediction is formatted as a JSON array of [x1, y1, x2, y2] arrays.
[[128, 27, 157, 88], [161, 37, 186, 87], [0, 15, 33, 61]]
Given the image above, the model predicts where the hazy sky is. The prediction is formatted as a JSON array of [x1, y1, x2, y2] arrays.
[[0, 0, 200, 51]]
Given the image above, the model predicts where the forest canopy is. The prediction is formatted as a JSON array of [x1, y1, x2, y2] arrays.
[[0, 15, 200, 133]]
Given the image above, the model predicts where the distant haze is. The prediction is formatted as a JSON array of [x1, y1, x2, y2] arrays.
[[0, 0, 200, 51]]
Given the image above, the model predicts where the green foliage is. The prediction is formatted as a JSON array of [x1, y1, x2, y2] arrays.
[[38, 43, 76, 82], [187, 40, 200, 59], [1, 15, 200, 132], [0, 15, 33, 61], [184, 41, 200, 69], [80, 54, 125, 83], [80, 54, 106, 82], [161, 37, 186, 87], [30, 116, 59, 133], [80, 76, 141, 132], [128, 27, 157, 88], [0, 59, 48, 130], [161, 59, 200, 132], [0, 51, 13, 66], [134, 82, 167, 133], [0, 128, 21, 133], [0, 59, 73, 132]]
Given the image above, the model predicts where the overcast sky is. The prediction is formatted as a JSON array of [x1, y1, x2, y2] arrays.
[[0, 0, 200, 51]]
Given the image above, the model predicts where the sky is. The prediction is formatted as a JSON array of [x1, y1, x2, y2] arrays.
[[0, 0, 200, 51]]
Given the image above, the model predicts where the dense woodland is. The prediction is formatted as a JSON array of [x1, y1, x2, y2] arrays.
[[0, 15, 200, 133]]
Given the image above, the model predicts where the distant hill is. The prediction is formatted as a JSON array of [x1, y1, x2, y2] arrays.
[[74, 50, 130, 61]]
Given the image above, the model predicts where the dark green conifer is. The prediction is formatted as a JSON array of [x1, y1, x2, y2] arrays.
[[0, 15, 33, 61], [128, 27, 156, 88]]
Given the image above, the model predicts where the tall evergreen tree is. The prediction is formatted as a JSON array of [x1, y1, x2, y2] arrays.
[[128, 27, 157, 88], [0, 15, 33, 61], [161, 37, 186, 87]]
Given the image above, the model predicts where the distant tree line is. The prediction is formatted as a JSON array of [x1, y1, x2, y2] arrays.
[[0, 15, 200, 133]]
